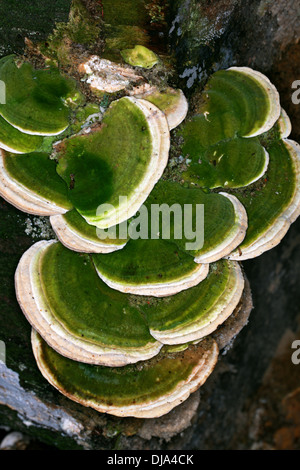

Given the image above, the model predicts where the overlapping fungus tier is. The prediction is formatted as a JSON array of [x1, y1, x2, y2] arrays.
[[0, 151, 72, 215], [2, 46, 299, 419], [0, 55, 78, 138], [180, 67, 300, 260], [15, 240, 244, 365], [91, 177, 247, 296], [0, 95, 171, 229], [32, 330, 219, 418], [228, 138, 300, 260], [15, 240, 162, 367], [140, 258, 244, 344]]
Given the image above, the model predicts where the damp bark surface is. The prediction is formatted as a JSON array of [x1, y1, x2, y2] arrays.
[[0, 0, 299, 450]]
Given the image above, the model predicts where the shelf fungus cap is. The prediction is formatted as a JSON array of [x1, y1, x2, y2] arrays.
[[227, 66, 281, 137], [15, 241, 162, 367], [0, 55, 76, 136], [92, 239, 209, 297], [137, 87, 189, 130], [228, 138, 300, 260], [0, 115, 43, 154], [56, 96, 170, 229], [32, 330, 219, 418], [121, 45, 159, 69], [142, 181, 248, 264], [145, 260, 245, 345], [0, 150, 72, 216], [50, 209, 128, 254]]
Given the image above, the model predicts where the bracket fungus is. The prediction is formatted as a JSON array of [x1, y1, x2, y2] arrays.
[[120, 45, 159, 69], [32, 330, 218, 419], [0, 56, 78, 137], [0, 150, 72, 216], [0, 115, 43, 154], [56, 96, 170, 229], [227, 138, 300, 260], [137, 87, 189, 131], [15, 241, 162, 367], [50, 209, 128, 254], [180, 66, 300, 260], [142, 180, 248, 264], [15, 240, 244, 363], [0, 44, 298, 418], [93, 239, 210, 297]]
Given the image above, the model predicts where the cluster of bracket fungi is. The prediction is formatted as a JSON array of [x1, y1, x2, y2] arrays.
[[0, 41, 299, 418]]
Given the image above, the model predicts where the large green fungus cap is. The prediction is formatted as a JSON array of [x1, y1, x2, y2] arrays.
[[0, 150, 72, 215], [138, 259, 244, 345], [179, 67, 300, 259], [228, 136, 300, 260], [180, 66, 280, 189], [50, 209, 128, 254], [92, 239, 209, 297], [121, 45, 159, 69], [56, 96, 170, 229], [0, 55, 78, 136], [16, 240, 244, 360], [141, 180, 247, 264], [202, 67, 280, 139], [15, 240, 161, 367], [32, 329, 219, 418]]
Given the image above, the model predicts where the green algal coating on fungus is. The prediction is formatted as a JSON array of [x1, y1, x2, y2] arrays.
[[33, 330, 214, 409], [92, 238, 198, 286], [232, 139, 296, 250], [121, 45, 159, 69], [0, 56, 78, 135], [3, 151, 72, 210], [56, 97, 153, 226], [39, 242, 156, 349], [0, 115, 43, 154]]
